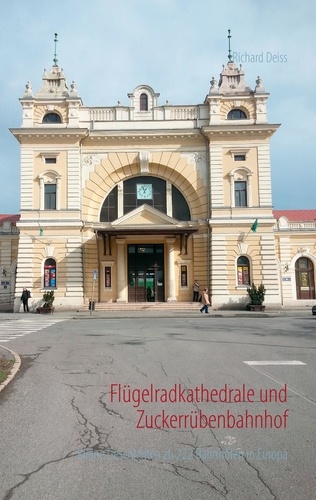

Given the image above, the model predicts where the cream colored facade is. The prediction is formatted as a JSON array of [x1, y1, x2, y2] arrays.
[[11, 55, 314, 311]]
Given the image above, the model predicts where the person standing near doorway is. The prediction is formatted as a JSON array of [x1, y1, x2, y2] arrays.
[[200, 288, 210, 314], [21, 288, 30, 312], [193, 279, 200, 302]]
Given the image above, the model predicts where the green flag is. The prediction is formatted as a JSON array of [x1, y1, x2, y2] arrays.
[[251, 218, 258, 232]]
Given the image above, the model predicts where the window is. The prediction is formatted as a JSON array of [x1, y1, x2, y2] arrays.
[[172, 186, 191, 221], [105, 267, 111, 288], [180, 265, 188, 287], [44, 258, 56, 288], [123, 177, 166, 215], [237, 256, 250, 285], [234, 154, 246, 161], [227, 109, 247, 120], [45, 183, 56, 210], [140, 93, 148, 111], [42, 112, 62, 123], [100, 177, 191, 222], [235, 181, 247, 207], [100, 186, 118, 222], [45, 157, 57, 164]]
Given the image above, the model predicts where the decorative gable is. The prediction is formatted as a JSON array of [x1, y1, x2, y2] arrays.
[[112, 204, 178, 227]]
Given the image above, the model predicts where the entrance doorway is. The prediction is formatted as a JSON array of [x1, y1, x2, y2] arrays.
[[128, 244, 164, 302], [295, 257, 315, 300]]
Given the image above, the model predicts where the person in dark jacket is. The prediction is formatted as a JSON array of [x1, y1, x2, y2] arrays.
[[21, 288, 30, 312]]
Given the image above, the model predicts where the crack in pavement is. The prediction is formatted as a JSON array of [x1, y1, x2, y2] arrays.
[[3, 450, 78, 500], [241, 455, 277, 499]]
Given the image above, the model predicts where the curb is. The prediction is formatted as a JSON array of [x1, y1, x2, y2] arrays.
[[0, 345, 21, 393]]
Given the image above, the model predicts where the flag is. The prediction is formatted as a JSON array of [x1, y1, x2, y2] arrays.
[[251, 218, 258, 232], [38, 222, 43, 236]]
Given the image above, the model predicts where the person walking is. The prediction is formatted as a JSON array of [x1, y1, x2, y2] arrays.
[[200, 288, 210, 314], [21, 288, 30, 312], [193, 279, 200, 302]]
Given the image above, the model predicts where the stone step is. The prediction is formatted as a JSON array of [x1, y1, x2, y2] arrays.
[[81, 302, 201, 312]]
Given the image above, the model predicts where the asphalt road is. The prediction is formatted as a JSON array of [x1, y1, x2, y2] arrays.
[[0, 314, 315, 500]]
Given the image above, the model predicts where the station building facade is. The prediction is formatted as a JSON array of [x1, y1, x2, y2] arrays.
[[10, 56, 315, 310]]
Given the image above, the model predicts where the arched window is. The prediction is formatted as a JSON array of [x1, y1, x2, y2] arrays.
[[44, 258, 57, 289], [237, 256, 250, 285], [227, 109, 247, 120], [295, 257, 315, 300], [140, 93, 148, 111], [42, 112, 62, 124]]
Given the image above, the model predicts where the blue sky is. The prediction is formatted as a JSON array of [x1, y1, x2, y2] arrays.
[[0, 0, 315, 213]]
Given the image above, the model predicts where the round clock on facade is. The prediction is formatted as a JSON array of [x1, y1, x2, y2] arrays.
[[136, 183, 153, 199]]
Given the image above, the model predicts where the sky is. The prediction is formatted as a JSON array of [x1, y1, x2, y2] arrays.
[[0, 0, 315, 213]]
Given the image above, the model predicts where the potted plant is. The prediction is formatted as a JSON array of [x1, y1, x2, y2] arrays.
[[246, 283, 266, 311], [37, 290, 55, 314]]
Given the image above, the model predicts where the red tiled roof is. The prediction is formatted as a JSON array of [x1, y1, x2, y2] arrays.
[[273, 210, 316, 222], [0, 214, 20, 224]]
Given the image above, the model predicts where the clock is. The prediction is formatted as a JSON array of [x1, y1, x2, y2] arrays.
[[136, 183, 153, 200]]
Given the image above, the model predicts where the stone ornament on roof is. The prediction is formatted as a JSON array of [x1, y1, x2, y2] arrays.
[[24, 81, 33, 97], [255, 76, 265, 93], [209, 76, 219, 94]]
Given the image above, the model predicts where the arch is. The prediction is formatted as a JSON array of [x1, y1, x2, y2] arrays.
[[82, 152, 206, 222], [227, 109, 247, 120], [42, 112, 62, 124]]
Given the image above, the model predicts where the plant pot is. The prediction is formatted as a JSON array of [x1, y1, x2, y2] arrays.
[[36, 307, 55, 314], [247, 304, 265, 312]]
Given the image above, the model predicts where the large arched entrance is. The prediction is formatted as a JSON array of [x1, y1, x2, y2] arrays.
[[295, 257, 315, 299]]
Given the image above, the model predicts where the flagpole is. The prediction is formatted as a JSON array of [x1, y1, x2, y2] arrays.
[[243, 228, 252, 242], [243, 219, 258, 241]]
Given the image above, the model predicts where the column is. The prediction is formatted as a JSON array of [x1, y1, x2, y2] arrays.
[[116, 239, 126, 302], [166, 237, 176, 302]]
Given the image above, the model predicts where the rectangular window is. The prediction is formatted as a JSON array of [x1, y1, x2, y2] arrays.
[[45, 157, 57, 164], [44, 266, 56, 288], [105, 267, 111, 288], [237, 266, 250, 285], [235, 181, 247, 207], [180, 265, 188, 287], [234, 154, 246, 161], [45, 184, 56, 210]]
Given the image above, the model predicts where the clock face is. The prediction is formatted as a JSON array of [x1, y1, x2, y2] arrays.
[[136, 184, 153, 200]]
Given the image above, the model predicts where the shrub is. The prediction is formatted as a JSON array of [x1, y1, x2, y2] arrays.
[[246, 283, 266, 305], [42, 290, 55, 308]]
